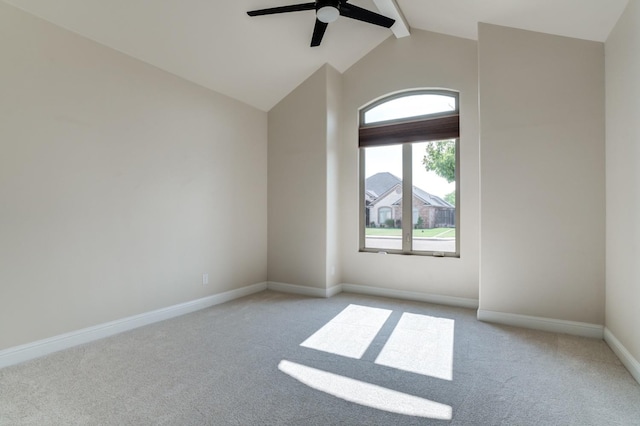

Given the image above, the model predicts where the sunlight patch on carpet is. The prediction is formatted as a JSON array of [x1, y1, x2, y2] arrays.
[[375, 313, 454, 380], [278, 360, 452, 420], [300, 304, 392, 359]]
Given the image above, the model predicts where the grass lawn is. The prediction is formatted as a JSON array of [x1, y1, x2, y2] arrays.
[[365, 228, 456, 238]]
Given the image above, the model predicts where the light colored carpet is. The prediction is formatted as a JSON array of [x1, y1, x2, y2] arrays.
[[1, 290, 639, 425]]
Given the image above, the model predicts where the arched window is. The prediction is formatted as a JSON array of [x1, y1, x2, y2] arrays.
[[378, 207, 392, 227], [360, 89, 459, 256], [361, 91, 457, 126]]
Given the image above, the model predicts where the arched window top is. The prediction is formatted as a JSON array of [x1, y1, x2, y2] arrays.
[[361, 90, 458, 127], [358, 89, 460, 148]]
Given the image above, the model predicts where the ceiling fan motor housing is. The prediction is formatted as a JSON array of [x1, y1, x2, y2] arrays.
[[316, 0, 341, 23]]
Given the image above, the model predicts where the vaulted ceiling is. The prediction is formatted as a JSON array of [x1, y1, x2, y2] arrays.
[[3, 0, 628, 111]]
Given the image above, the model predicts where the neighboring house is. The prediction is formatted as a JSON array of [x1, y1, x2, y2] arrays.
[[365, 172, 455, 229]]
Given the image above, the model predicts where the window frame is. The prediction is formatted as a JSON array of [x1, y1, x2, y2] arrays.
[[359, 89, 459, 128], [358, 89, 460, 258]]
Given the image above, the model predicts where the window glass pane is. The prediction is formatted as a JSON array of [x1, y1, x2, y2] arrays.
[[364, 145, 402, 251], [412, 140, 456, 253], [364, 94, 456, 125]]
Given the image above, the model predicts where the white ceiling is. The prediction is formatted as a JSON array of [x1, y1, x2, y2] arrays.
[[4, 0, 629, 111]]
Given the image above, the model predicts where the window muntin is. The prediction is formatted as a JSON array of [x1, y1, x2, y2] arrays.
[[359, 90, 459, 257]]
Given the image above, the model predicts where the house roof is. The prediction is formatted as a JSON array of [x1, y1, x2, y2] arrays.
[[365, 172, 401, 199], [365, 172, 454, 208], [3, 0, 629, 111], [413, 187, 453, 208]]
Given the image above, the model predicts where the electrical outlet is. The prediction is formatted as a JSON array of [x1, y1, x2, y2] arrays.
[[202, 273, 209, 285]]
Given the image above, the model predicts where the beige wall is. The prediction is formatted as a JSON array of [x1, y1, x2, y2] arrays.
[[0, 3, 267, 350], [338, 30, 480, 299], [478, 23, 605, 323], [605, 0, 640, 363], [267, 66, 329, 289], [326, 65, 342, 289], [2, 0, 627, 357]]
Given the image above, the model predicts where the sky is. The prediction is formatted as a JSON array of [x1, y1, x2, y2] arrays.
[[363, 93, 455, 125]]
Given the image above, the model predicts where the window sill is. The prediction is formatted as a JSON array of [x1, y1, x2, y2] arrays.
[[359, 249, 460, 258]]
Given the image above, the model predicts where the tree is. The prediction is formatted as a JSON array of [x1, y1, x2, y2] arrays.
[[422, 140, 455, 183], [444, 190, 456, 206]]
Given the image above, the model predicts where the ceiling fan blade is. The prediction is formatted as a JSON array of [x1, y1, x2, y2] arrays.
[[311, 19, 328, 47], [247, 2, 315, 17], [339, 3, 395, 28]]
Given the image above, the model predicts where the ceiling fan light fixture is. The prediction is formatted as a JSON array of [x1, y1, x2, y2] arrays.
[[247, 0, 395, 47], [317, 5, 339, 23]]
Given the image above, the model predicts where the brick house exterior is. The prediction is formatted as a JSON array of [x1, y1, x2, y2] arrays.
[[365, 172, 455, 229]]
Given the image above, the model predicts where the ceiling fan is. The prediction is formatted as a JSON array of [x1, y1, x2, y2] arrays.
[[247, 0, 395, 47]]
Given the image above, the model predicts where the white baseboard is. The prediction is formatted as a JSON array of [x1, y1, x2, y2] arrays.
[[604, 328, 640, 385], [266, 281, 341, 298], [340, 283, 479, 309], [265, 281, 478, 311], [326, 283, 343, 297], [477, 309, 604, 339], [0, 282, 268, 370]]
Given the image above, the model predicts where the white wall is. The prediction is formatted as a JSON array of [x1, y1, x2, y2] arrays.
[[338, 30, 480, 300], [478, 23, 605, 324], [268, 66, 329, 289], [0, 2, 267, 351], [605, 0, 640, 365]]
